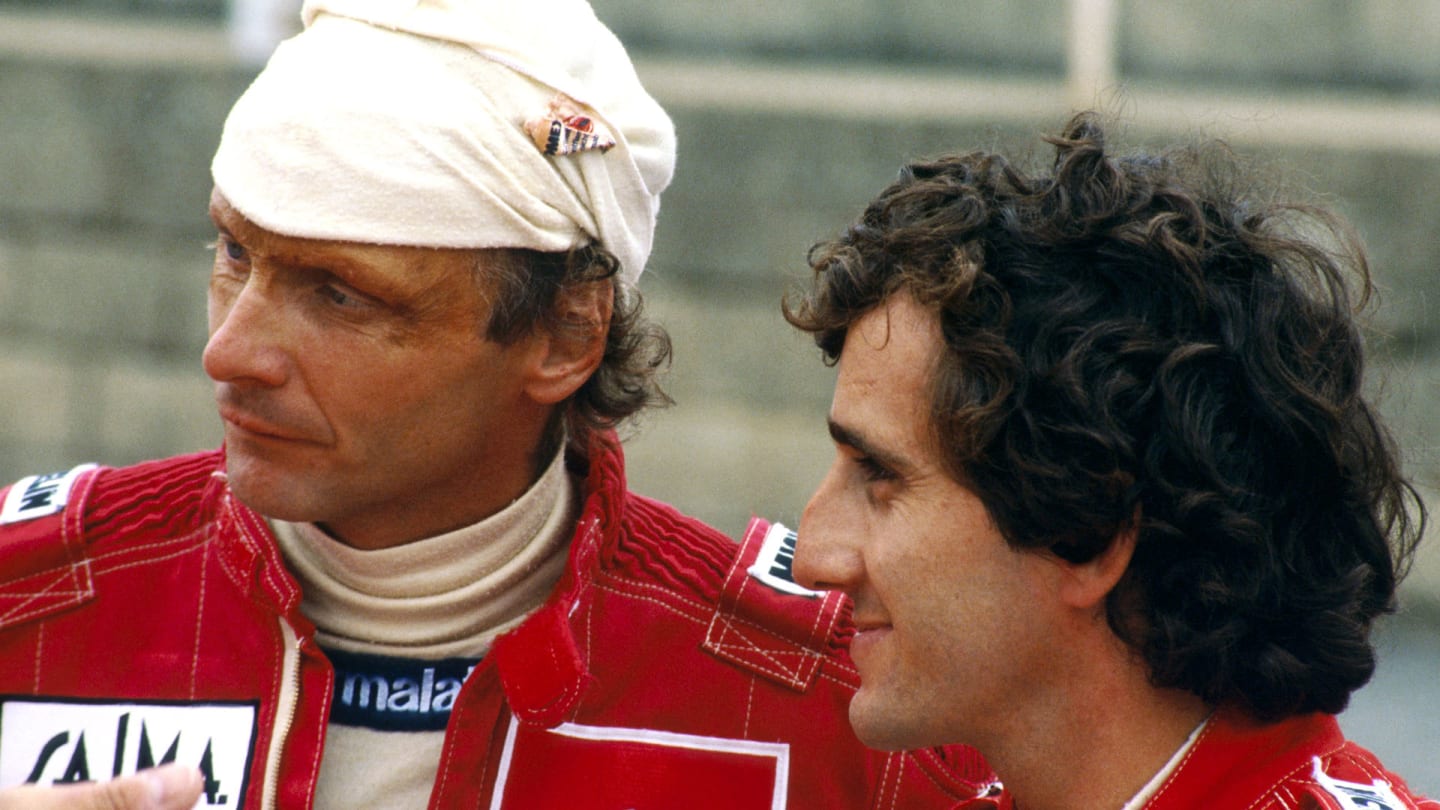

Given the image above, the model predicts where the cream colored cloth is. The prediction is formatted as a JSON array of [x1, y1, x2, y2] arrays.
[[212, 0, 675, 286], [270, 450, 578, 809], [271, 447, 578, 658]]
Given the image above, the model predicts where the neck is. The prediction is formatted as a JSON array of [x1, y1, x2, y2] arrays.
[[993, 639, 1209, 810]]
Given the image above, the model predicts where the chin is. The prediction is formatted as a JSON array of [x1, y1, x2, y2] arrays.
[[223, 457, 319, 523], [848, 690, 924, 752]]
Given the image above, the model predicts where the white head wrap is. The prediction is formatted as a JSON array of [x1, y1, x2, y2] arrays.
[[211, 0, 675, 286]]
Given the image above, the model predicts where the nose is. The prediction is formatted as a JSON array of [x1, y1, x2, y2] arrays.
[[793, 461, 864, 593], [202, 278, 288, 388]]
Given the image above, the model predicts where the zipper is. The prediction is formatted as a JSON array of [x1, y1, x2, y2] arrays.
[[261, 615, 303, 810]]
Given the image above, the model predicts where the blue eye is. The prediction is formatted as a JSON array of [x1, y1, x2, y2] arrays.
[[225, 240, 246, 260]]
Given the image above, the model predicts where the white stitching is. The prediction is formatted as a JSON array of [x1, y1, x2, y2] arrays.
[[189, 542, 209, 699]]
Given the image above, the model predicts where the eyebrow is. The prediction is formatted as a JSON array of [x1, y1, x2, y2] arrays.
[[827, 418, 911, 475]]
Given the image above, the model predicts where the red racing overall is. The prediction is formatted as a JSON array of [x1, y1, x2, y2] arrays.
[[0, 434, 1003, 809]]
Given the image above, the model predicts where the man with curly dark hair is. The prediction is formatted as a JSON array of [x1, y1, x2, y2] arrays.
[[787, 113, 1435, 809]]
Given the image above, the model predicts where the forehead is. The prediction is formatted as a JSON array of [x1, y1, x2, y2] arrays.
[[834, 295, 940, 443], [207, 189, 488, 294]]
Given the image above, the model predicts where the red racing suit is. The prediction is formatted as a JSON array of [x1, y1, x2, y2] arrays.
[[1141, 708, 1437, 809], [0, 434, 1004, 809]]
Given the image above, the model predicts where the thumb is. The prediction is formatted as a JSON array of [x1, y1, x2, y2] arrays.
[[0, 764, 205, 810]]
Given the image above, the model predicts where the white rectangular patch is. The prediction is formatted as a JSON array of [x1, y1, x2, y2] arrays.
[[1312, 756, 1406, 809], [0, 464, 97, 525], [0, 697, 258, 808], [747, 523, 825, 598], [490, 717, 790, 810]]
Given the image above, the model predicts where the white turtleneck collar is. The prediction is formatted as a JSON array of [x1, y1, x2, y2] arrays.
[[271, 449, 578, 660]]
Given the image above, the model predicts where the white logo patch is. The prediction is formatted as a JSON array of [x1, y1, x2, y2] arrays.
[[0, 697, 258, 808], [747, 523, 825, 598], [1312, 756, 1405, 809], [0, 464, 97, 525]]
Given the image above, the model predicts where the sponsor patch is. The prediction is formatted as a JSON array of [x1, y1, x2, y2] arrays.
[[0, 696, 257, 808], [0, 464, 97, 525], [746, 523, 824, 598], [491, 717, 789, 810], [1312, 756, 1405, 809], [325, 646, 480, 732]]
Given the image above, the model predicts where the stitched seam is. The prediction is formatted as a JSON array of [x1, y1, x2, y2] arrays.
[[872, 753, 895, 810], [703, 621, 813, 688], [91, 537, 209, 579], [1245, 759, 1314, 809], [592, 571, 712, 618], [432, 706, 461, 802], [708, 609, 832, 656], [804, 589, 833, 649], [302, 646, 331, 808], [743, 675, 756, 740], [912, 747, 983, 800], [32, 622, 44, 693], [589, 581, 706, 626], [888, 752, 905, 810], [0, 569, 92, 625], [705, 625, 817, 687], [3, 531, 206, 586], [815, 669, 857, 689], [707, 613, 827, 666], [1256, 732, 1353, 810], [262, 614, 284, 806], [189, 544, 209, 699], [730, 556, 838, 654]]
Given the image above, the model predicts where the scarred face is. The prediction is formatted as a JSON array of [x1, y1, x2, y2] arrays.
[[794, 292, 1067, 753], [203, 190, 559, 550]]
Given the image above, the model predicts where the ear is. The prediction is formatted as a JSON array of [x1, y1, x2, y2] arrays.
[[1056, 519, 1138, 612], [522, 279, 614, 405]]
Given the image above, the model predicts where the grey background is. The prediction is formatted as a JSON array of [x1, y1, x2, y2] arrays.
[[1, 0, 1437, 793]]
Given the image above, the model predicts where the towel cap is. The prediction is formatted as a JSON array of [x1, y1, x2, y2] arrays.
[[211, 0, 676, 286]]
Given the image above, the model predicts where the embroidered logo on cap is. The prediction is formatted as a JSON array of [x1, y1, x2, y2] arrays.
[[525, 94, 616, 157], [746, 523, 825, 598], [1311, 756, 1405, 809], [0, 696, 258, 806], [0, 464, 97, 525]]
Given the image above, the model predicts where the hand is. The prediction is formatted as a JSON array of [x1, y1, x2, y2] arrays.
[[0, 764, 204, 810]]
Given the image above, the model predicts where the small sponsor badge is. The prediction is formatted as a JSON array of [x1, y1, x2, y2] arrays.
[[524, 94, 616, 157], [746, 523, 825, 598], [0, 464, 97, 525], [491, 718, 789, 810], [1312, 756, 1405, 809], [325, 646, 480, 732], [0, 697, 258, 808]]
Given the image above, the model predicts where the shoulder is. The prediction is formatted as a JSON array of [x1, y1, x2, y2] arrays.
[[1287, 742, 1439, 810], [1175, 711, 1438, 810], [0, 449, 226, 561], [615, 499, 857, 686]]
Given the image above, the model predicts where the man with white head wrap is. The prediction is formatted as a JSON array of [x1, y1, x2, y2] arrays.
[[0, 1, 1004, 808]]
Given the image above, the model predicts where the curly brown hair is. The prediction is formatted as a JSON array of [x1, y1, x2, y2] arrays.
[[785, 112, 1425, 722], [484, 243, 672, 464]]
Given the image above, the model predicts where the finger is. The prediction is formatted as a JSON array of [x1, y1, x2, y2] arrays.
[[0, 764, 204, 810]]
